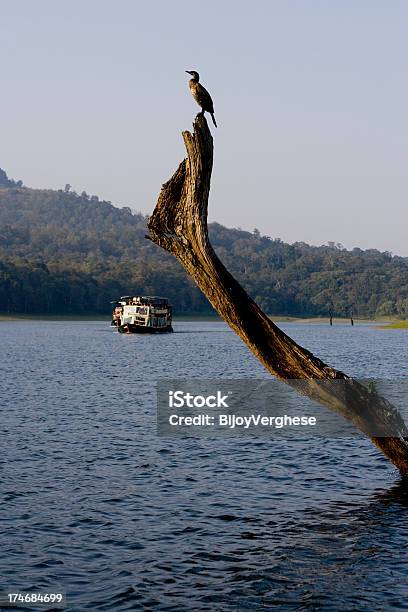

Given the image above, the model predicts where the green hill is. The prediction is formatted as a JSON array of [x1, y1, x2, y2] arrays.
[[0, 168, 407, 318]]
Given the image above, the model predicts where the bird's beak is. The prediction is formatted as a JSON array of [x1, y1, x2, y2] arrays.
[[186, 70, 192, 74]]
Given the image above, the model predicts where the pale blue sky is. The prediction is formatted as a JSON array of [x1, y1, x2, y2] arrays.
[[1, 0, 407, 254]]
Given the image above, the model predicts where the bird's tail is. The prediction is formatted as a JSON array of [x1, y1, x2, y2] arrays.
[[211, 113, 217, 128]]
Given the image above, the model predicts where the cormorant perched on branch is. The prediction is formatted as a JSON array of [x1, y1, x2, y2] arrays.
[[186, 70, 217, 127]]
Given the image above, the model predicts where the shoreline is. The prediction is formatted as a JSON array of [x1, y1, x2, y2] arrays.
[[0, 313, 403, 326], [376, 320, 408, 329]]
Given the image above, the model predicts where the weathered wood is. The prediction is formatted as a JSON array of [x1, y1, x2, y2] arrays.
[[147, 113, 408, 475]]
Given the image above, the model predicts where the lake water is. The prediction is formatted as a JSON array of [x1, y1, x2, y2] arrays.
[[1, 319, 408, 610]]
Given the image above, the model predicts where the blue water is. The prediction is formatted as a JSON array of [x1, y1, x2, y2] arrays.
[[1, 320, 408, 610]]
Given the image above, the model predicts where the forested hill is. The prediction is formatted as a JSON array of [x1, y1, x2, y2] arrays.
[[0, 169, 407, 318]]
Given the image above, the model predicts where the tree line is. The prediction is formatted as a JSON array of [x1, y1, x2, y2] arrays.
[[0, 169, 407, 318]]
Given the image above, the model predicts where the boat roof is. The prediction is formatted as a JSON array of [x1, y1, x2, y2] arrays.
[[139, 296, 168, 302], [111, 295, 169, 305]]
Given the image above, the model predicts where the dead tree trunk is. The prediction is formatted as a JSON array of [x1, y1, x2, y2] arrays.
[[147, 114, 408, 476]]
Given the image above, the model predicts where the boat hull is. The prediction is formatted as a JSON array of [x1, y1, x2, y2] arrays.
[[117, 323, 173, 334]]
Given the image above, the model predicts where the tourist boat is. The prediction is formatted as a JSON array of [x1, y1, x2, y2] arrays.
[[111, 296, 173, 334]]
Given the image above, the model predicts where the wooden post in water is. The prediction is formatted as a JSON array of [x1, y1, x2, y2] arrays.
[[147, 114, 408, 476], [329, 302, 334, 326]]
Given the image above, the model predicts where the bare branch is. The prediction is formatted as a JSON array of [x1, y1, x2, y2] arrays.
[[148, 114, 408, 475]]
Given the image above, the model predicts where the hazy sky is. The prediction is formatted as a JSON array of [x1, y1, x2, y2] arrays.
[[1, 0, 407, 254]]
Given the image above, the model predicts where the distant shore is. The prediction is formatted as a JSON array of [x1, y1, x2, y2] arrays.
[[0, 313, 405, 327], [376, 320, 408, 329]]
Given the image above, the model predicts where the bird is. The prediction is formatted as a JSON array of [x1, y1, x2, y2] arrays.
[[186, 70, 217, 127]]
